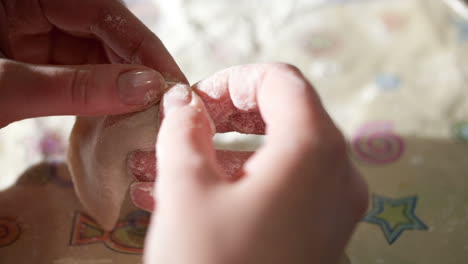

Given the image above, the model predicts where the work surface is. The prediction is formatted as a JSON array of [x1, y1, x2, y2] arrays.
[[1, 0, 468, 263]]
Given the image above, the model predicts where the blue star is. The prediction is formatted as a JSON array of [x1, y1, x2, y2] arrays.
[[363, 194, 428, 245]]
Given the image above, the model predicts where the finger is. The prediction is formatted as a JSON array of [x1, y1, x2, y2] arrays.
[[156, 84, 218, 205], [130, 182, 155, 212], [49, 29, 109, 65], [127, 149, 253, 214], [194, 64, 341, 181], [0, 59, 166, 125], [128, 149, 252, 213], [127, 149, 253, 183], [193, 66, 266, 134], [40, 0, 187, 83], [0, 0, 52, 63], [193, 63, 330, 138], [245, 64, 346, 186], [104, 45, 127, 64], [215, 150, 253, 180]]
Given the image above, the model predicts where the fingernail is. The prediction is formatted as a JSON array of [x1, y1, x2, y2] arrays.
[[118, 70, 165, 105], [162, 84, 192, 115]]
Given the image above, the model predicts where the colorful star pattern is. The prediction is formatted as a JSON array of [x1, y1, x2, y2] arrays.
[[363, 194, 428, 244]]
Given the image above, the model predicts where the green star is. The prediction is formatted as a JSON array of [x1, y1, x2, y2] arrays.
[[364, 194, 428, 244]]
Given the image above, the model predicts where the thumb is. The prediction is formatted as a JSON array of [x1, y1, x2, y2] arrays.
[[143, 84, 218, 263], [155, 84, 218, 208], [0, 58, 166, 126]]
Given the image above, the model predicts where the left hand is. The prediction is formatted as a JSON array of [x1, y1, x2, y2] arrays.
[[0, 0, 186, 128]]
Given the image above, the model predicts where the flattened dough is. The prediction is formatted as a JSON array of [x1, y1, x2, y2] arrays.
[[67, 105, 159, 230]]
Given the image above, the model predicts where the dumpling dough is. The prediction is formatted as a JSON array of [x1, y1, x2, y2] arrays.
[[67, 105, 159, 230], [66, 66, 265, 230]]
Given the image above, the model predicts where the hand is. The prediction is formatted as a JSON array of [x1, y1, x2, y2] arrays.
[[140, 64, 368, 264], [0, 0, 186, 128]]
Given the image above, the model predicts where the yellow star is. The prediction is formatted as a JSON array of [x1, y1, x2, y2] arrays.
[[376, 203, 411, 230], [364, 194, 428, 244]]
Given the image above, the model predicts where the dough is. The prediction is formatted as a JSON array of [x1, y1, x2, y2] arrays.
[[67, 105, 160, 230], [66, 66, 267, 230]]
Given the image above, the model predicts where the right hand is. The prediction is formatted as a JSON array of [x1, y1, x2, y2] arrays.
[[141, 64, 368, 264]]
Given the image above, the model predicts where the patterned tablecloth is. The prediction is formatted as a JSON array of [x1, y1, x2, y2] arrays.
[[1, 0, 468, 263]]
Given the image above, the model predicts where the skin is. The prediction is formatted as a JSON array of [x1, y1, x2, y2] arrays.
[[0, 0, 368, 262], [138, 64, 368, 264], [0, 0, 186, 128]]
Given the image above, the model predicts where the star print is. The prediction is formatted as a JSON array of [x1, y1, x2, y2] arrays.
[[363, 194, 428, 244]]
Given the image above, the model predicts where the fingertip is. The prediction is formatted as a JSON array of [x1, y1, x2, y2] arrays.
[[156, 85, 218, 190], [192, 66, 267, 135], [160, 84, 192, 117], [160, 84, 215, 135]]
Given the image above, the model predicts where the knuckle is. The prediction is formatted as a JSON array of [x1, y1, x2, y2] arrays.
[[69, 68, 92, 107]]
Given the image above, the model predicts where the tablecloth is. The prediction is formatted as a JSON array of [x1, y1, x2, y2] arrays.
[[1, 0, 468, 262]]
